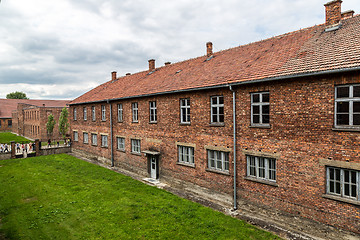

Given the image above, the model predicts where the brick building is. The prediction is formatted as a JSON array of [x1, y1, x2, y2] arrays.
[[0, 99, 70, 140], [69, 1, 360, 233]]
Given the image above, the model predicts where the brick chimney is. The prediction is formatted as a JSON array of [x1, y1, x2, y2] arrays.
[[324, 0, 342, 26], [148, 59, 155, 72], [341, 10, 355, 20], [164, 62, 171, 66], [206, 42, 213, 57], [126, 73, 131, 76], [111, 71, 117, 81]]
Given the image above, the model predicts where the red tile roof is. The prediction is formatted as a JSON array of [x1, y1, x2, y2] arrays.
[[71, 15, 360, 105], [0, 99, 70, 118]]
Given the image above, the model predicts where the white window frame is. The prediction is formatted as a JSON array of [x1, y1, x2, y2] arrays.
[[251, 92, 270, 126], [92, 106, 96, 121], [117, 137, 125, 151], [101, 105, 106, 121], [83, 107, 87, 121], [101, 135, 108, 147], [180, 98, 190, 124], [131, 139, 141, 153], [74, 108, 77, 121], [335, 84, 360, 127], [246, 155, 276, 182], [326, 166, 359, 201], [207, 150, 229, 172], [178, 145, 194, 165], [149, 101, 157, 123], [83, 132, 89, 144], [73, 131, 78, 142], [132, 102, 138, 122], [210, 96, 224, 123], [91, 133, 97, 146], [117, 104, 123, 122]]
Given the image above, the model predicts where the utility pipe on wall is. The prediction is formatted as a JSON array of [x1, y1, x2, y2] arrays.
[[229, 85, 237, 210], [107, 100, 114, 167]]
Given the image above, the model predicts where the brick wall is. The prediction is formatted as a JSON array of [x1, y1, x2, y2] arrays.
[[70, 71, 360, 233]]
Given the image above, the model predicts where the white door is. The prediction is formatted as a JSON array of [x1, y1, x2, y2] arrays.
[[150, 156, 157, 179]]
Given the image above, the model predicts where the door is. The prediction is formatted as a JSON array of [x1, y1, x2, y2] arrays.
[[150, 156, 157, 179]]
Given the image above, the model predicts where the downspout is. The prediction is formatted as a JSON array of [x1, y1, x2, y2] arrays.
[[107, 100, 114, 167], [229, 85, 237, 210]]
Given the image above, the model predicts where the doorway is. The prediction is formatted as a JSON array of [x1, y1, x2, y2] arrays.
[[148, 155, 159, 179]]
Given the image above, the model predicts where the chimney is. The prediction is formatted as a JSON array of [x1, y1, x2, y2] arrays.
[[164, 62, 171, 66], [324, 0, 342, 26], [341, 10, 355, 19], [111, 71, 117, 81], [126, 73, 131, 76], [148, 59, 155, 72], [206, 42, 213, 57]]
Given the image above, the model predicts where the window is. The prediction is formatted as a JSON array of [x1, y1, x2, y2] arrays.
[[327, 167, 359, 201], [117, 104, 123, 122], [246, 155, 276, 182], [73, 131, 78, 142], [101, 105, 106, 121], [117, 137, 125, 151], [211, 96, 224, 123], [92, 106, 96, 121], [251, 92, 270, 126], [101, 135, 108, 147], [335, 85, 360, 127], [74, 108, 77, 121], [83, 107, 87, 121], [180, 98, 190, 124], [207, 150, 229, 172], [149, 101, 157, 123], [131, 139, 141, 153], [91, 133, 97, 146], [178, 145, 194, 165], [83, 132, 89, 144], [8, 120, 12, 127], [132, 102, 138, 122]]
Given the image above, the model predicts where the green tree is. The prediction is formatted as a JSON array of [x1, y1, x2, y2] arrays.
[[58, 107, 70, 140], [46, 114, 56, 142], [6, 91, 29, 99]]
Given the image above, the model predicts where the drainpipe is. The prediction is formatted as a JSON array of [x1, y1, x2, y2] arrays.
[[229, 85, 237, 210], [107, 100, 114, 167]]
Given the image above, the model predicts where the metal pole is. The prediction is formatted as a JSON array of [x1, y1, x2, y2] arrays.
[[229, 85, 237, 210], [108, 100, 114, 167]]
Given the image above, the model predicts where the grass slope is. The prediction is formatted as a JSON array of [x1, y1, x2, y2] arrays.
[[0, 154, 281, 240], [0, 132, 30, 144]]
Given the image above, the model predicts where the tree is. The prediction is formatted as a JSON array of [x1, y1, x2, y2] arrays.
[[58, 107, 70, 140], [46, 114, 56, 143], [6, 91, 29, 99]]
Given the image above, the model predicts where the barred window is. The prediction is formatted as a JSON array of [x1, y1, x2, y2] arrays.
[[247, 155, 276, 182], [208, 150, 229, 172], [178, 145, 194, 165]]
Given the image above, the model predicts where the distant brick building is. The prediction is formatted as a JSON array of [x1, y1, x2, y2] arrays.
[[0, 99, 69, 141], [69, 1, 360, 233]]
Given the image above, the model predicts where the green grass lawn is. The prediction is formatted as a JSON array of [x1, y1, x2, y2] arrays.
[[0, 154, 281, 240], [0, 132, 30, 144]]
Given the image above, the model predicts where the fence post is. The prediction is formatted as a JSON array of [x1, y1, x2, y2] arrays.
[[11, 141, 15, 159], [35, 139, 40, 156]]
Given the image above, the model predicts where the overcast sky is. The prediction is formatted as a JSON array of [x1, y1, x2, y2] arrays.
[[0, 0, 358, 100]]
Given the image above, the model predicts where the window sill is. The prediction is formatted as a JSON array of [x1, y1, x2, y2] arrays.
[[149, 122, 157, 124], [132, 121, 139, 124], [92, 144, 98, 147], [332, 127, 360, 132], [118, 121, 123, 123], [322, 194, 360, 206], [101, 146, 108, 148], [131, 152, 142, 156], [206, 168, 230, 176], [244, 176, 278, 187], [176, 162, 195, 168], [116, 149, 125, 153], [180, 122, 191, 126], [250, 125, 271, 129], [209, 123, 225, 127], [101, 120, 106, 122], [83, 142, 89, 144]]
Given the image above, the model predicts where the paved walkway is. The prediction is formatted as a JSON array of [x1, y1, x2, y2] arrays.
[[68, 152, 359, 240]]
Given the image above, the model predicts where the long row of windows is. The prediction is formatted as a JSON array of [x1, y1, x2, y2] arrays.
[[74, 84, 360, 128]]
